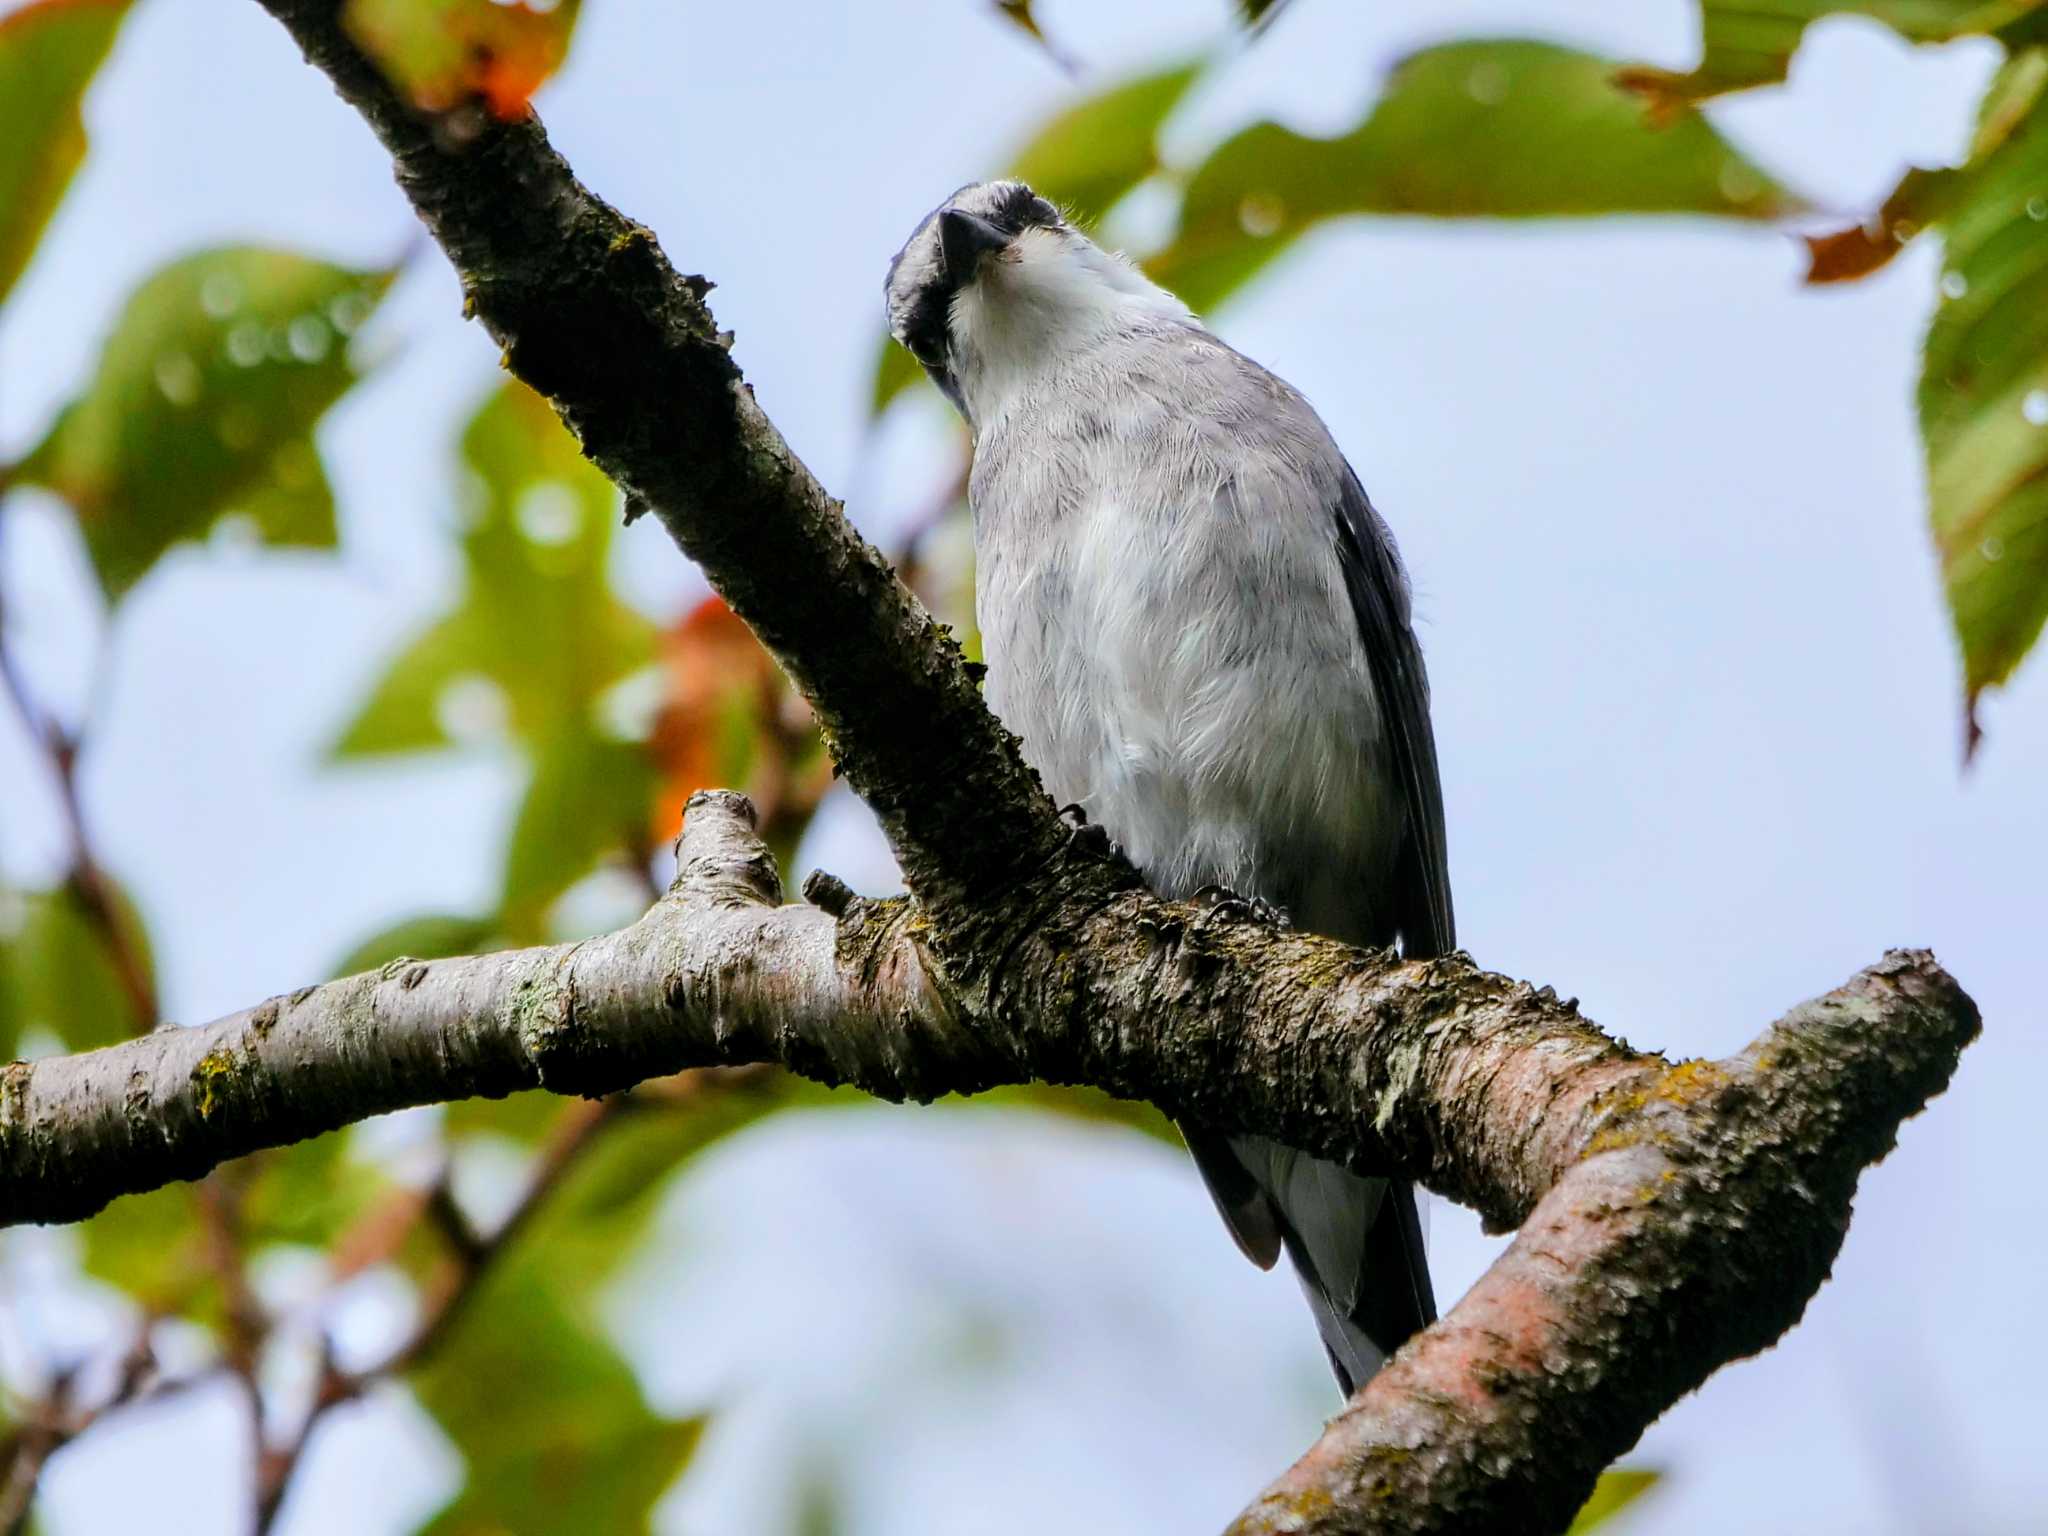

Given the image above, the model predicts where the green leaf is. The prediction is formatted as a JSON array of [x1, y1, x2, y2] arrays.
[[0, 882, 151, 1054], [991, 0, 1069, 67], [0, 0, 130, 310], [1013, 60, 1203, 227], [238, 1132, 370, 1251], [411, 1268, 705, 1536], [15, 247, 394, 598], [1618, 0, 2034, 109], [870, 58, 1203, 416], [78, 1183, 207, 1315], [343, 0, 581, 119], [1150, 39, 1798, 313], [1567, 1469, 1662, 1532], [1236, 0, 1295, 25], [407, 1093, 831, 1529], [334, 381, 649, 756], [331, 381, 654, 931], [502, 730, 652, 932], [332, 912, 503, 979], [1916, 45, 2048, 745]]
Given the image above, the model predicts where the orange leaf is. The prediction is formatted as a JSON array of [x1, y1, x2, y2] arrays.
[[342, 0, 580, 120], [647, 596, 820, 842]]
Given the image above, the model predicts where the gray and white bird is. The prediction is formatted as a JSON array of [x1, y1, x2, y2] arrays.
[[885, 180, 1452, 1394]]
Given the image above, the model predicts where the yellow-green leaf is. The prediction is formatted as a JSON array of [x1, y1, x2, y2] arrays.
[[1917, 46, 2048, 745], [334, 381, 648, 758], [343, 0, 580, 119], [331, 381, 654, 932], [501, 730, 652, 930], [1150, 39, 1798, 314], [1618, 0, 2036, 110], [411, 1269, 704, 1535], [16, 247, 394, 598], [331, 912, 502, 978], [0, 882, 152, 1054], [0, 0, 130, 309], [1567, 1469, 1663, 1532], [1012, 59, 1202, 228]]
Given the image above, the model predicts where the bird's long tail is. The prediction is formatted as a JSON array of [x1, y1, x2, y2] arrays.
[[1183, 1127, 1436, 1396]]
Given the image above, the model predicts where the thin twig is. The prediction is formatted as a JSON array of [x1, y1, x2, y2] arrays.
[[249, 1093, 636, 1532], [0, 1330, 165, 1534]]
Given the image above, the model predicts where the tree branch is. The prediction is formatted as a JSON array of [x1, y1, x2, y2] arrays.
[[249, 0, 1078, 931], [28, 4, 1977, 1529], [0, 793, 1978, 1532]]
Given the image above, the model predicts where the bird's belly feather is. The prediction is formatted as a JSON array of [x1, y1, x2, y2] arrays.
[[979, 488, 1400, 942]]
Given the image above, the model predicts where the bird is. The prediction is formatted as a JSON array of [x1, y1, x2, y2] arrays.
[[883, 180, 1452, 1395]]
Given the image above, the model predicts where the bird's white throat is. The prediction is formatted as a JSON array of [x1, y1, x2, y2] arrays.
[[949, 228, 1191, 430]]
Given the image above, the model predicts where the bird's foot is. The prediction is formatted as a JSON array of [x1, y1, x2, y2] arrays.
[[1192, 884, 1287, 928], [1059, 802, 1114, 859]]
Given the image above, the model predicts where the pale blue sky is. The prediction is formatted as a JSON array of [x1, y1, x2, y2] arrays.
[[2, 1, 2043, 1532]]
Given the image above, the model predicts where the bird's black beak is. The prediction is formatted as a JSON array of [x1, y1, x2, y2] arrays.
[[940, 209, 1009, 281]]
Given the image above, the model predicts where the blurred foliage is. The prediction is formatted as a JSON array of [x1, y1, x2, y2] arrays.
[[0, 0, 129, 309], [0, 881, 150, 1055], [1617, 0, 2035, 110], [1237, 0, 1296, 25], [1149, 38, 1792, 310], [649, 593, 829, 871], [331, 911, 505, 978], [16, 247, 394, 598], [1916, 45, 2048, 747], [1567, 1468, 1663, 1531], [872, 40, 1789, 412], [0, 0, 2044, 1527], [343, 0, 581, 119], [412, 1265, 704, 1535], [332, 379, 655, 937]]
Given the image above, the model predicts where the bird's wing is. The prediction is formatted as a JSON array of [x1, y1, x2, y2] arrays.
[[1329, 466, 1455, 959]]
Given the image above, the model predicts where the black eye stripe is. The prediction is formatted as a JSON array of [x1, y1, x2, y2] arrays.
[[885, 182, 1064, 373]]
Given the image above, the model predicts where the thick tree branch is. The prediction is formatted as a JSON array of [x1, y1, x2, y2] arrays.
[[0, 794, 1978, 1535], [249, 0, 1081, 932], [27, 5, 1976, 1529]]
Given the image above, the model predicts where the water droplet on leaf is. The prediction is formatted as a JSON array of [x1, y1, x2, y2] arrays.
[[2024, 389, 2048, 426], [516, 481, 582, 545], [224, 323, 266, 368], [1980, 536, 2005, 562], [286, 315, 331, 364], [1717, 162, 1761, 204], [1237, 193, 1285, 239], [154, 352, 202, 406], [328, 291, 371, 336], [200, 271, 244, 319], [1464, 61, 1508, 105], [210, 513, 260, 552], [1940, 272, 1968, 300], [435, 675, 511, 744]]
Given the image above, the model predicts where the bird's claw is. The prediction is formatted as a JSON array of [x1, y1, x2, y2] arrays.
[[1191, 885, 1287, 928], [1059, 802, 1114, 857]]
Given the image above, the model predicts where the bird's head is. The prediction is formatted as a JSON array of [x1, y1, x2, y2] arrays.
[[883, 179, 1188, 426]]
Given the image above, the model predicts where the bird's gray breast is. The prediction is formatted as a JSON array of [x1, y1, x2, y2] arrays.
[[969, 327, 1403, 944]]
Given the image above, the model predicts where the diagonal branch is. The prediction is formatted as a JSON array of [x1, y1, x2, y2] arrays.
[[250, 0, 1076, 930]]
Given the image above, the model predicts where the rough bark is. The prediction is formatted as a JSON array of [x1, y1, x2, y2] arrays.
[[7, 4, 1983, 1531], [0, 794, 1978, 1533]]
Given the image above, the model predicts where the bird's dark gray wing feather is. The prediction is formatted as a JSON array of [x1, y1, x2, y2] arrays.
[[1331, 467, 1455, 960]]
